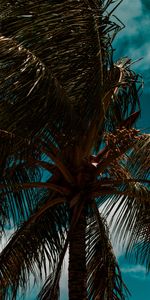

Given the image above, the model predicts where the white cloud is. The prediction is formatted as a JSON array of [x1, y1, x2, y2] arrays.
[[112, 0, 150, 73], [121, 264, 146, 274], [121, 264, 150, 281]]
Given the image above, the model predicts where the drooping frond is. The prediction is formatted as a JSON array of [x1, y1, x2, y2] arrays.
[[0, 133, 72, 234], [130, 204, 150, 271], [0, 129, 33, 175], [0, 36, 79, 143], [103, 184, 149, 239], [95, 133, 150, 270], [0, 197, 67, 300], [38, 233, 69, 300], [0, 0, 126, 143], [123, 134, 150, 181], [0, 163, 41, 234], [104, 58, 142, 131], [86, 203, 128, 300], [100, 184, 150, 269], [95, 127, 141, 175]]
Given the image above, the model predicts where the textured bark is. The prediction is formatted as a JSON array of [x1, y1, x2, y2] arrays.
[[68, 209, 87, 300]]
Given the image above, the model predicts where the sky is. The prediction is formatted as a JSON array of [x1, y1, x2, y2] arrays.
[[114, 0, 150, 132], [1, 0, 150, 299], [111, 1, 150, 298], [108, 1, 150, 299]]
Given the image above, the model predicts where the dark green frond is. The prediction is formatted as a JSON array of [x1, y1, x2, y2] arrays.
[[0, 129, 32, 175], [102, 184, 150, 261], [38, 274, 60, 300], [0, 36, 79, 142], [38, 235, 69, 300], [123, 134, 150, 181], [131, 206, 150, 271], [86, 204, 128, 300], [0, 161, 42, 234], [98, 135, 150, 255], [105, 59, 142, 132], [0, 198, 67, 300], [1, 0, 124, 139]]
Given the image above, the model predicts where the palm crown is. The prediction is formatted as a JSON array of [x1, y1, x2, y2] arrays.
[[0, 0, 150, 299]]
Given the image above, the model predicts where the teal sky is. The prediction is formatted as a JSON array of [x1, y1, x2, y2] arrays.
[[2, 1, 150, 299], [23, 1, 150, 299], [112, 1, 150, 298], [114, 0, 150, 132]]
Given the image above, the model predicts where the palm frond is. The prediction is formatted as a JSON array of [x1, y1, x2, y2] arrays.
[[97, 134, 150, 249], [0, 134, 75, 234], [0, 163, 42, 234], [123, 134, 150, 181], [38, 233, 69, 300], [95, 127, 141, 174], [104, 59, 142, 132], [0, 36, 79, 142], [0, 129, 33, 175], [1, 1, 125, 140], [101, 183, 150, 262], [0, 197, 68, 300], [86, 203, 128, 300], [131, 205, 150, 271]]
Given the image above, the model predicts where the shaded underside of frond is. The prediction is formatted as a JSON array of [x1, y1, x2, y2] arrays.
[[95, 134, 150, 270], [0, 196, 68, 300], [0, 36, 80, 141], [104, 59, 142, 132], [85, 203, 128, 300], [0, 0, 125, 144], [0, 162, 42, 234], [100, 182, 150, 265], [131, 206, 150, 271], [123, 134, 150, 180], [38, 232, 70, 300]]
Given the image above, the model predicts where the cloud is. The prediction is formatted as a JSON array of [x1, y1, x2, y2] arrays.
[[121, 264, 146, 274], [121, 264, 150, 281], [112, 0, 150, 75]]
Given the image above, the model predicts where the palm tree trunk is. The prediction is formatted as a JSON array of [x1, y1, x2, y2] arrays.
[[68, 208, 87, 300]]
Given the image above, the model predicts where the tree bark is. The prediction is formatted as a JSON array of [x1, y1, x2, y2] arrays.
[[68, 208, 87, 300]]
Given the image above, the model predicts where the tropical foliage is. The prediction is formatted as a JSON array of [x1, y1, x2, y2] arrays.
[[0, 0, 150, 299]]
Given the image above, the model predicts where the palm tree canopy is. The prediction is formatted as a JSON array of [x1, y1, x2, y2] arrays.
[[0, 0, 150, 299]]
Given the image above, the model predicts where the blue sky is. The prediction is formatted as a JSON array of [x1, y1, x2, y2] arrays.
[[114, 0, 150, 132], [1, 0, 150, 299], [110, 1, 150, 299]]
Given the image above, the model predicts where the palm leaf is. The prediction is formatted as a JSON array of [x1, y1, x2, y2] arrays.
[[104, 59, 142, 132], [123, 134, 150, 181], [0, 1, 126, 140], [0, 163, 42, 235], [96, 134, 150, 270], [38, 232, 69, 300], [131, 206, 150, 271], [0, 196, 67, 300], [0, 36, 79, 142], [86, 203, 128, 299], [101, 181, 150, 265], [0, 134, 74, 235]]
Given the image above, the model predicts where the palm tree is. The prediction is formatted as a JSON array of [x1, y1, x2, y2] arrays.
[[0, 0, 150, 299]]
